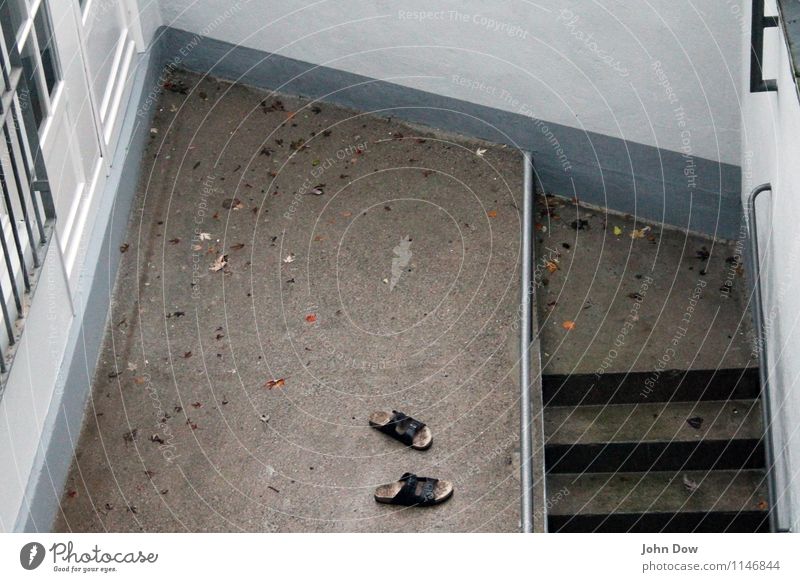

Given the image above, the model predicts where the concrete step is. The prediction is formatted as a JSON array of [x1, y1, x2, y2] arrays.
[[543, 368, 760, 406], [544, 400, 764, 473], [545, 400, 762, 444], [547, 469, 769, 533]]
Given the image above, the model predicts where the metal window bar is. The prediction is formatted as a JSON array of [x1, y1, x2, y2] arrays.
[[0, 16, 55, 387]]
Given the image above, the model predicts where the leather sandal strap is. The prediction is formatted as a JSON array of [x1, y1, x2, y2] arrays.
[[394, 473, 439, 506]]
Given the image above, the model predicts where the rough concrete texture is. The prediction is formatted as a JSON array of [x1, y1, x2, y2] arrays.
[[533, 194, 755, 376], [54, 70, 539, 532]]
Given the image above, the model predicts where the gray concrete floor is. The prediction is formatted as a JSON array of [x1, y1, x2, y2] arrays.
[[55, 71, 535, 532], [533, 194, 755, 375]]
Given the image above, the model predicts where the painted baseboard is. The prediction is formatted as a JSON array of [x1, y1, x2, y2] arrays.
[[14, 40, 165, 532], [162, 26, 742, 240]]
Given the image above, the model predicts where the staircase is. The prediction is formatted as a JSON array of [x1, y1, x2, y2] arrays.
[[543, 368, 771, 532]]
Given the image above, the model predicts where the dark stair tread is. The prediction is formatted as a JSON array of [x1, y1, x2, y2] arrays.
[[547, 469, 768, 516], [543, 368, 760, 406], [545, 438, 764, 473], [548, 511, 770, 533], [545, 400, 762, 444]]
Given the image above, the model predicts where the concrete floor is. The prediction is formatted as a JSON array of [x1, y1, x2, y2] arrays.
[[533, 194, 754, 375], [55, 71, 535, 532]]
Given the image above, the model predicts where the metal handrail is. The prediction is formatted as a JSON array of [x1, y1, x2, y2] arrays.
[[520, 151, 535, 532], [745, 183, 784, 532]]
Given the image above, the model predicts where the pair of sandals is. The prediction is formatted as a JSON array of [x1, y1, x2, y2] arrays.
[[369, 410, 453, 507]]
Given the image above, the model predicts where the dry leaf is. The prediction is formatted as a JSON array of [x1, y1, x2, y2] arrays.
[[191, 244, 203, 251], [209, 254, 228, 272], [476, 148, 487, 157], [198, 232, 212, 241], [305, 314, 317, 323], [230, 243, 245, 251], [265, 378, 286, 389], [487, 210, 497, 218], [222, 198, 244, 210], [682, 474, 699, 492], [613, 226, 623, 236], [545, 260, 559, 273], [283, 253, 295, 264], [630, 226, 651, 239], [562, 320, 576, 331], [757, 500, 768, 510]]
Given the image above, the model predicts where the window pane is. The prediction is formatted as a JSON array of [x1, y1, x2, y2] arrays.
[[19, 37, 45, 128], [34, 4, 58, 94], [0, 0, 27, 48]]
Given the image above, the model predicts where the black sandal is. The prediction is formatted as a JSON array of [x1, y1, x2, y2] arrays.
[[369, 410, 432, 450], [374, 473, 453, 506]]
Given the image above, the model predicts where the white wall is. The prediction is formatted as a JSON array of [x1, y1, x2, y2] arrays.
[[741, 2, 800, 532], [156, 0, 743, 164]]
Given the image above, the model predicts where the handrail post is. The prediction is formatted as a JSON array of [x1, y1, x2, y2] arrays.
[[520, 151, 535, 532]]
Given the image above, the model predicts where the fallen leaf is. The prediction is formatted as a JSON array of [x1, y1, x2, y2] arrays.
[[476, 148, 487, 157], [686, 416, 704, 430], [191, 244, 203, 251], [198, 232, 212, 241], [67, 490, 78, 499], [283, 253, 295, 264], [682, 474, 699, 493], [119, 243, 130, 253], [562, 320, 576, 331], [487, 210, 498, 218], [222, 198, 244, 210], [183, 351, 192, 359], [305, 314, 317, 323], [230, 243, 245, 251], [630, 226, 651, 239], [209, 254, 228, 272], [169, 238, 181, 244], [265, 378, 286, 389], [757, 500, 769, 511], [613, 226, 623, 236], [545, 260, 560, 273], [571, 219, 589, 231], [627, 292, 643, 300]]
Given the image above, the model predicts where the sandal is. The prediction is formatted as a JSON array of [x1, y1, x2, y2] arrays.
[[374, 473, 453, 506], [369, 410, 433, 450]]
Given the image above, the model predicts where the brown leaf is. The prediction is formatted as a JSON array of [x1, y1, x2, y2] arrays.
[[265, 378, 286, 389], [545, 260, 559, 273], [487, 210, 497, 218], [209, 254, 228, 272], [562, 320, 576, 331], [222, 198, 244, 210], [169, 238, 181, 244], [120, 243, 130, 253], [230, 243, 245, 251], [305, 314, 317, 323]]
